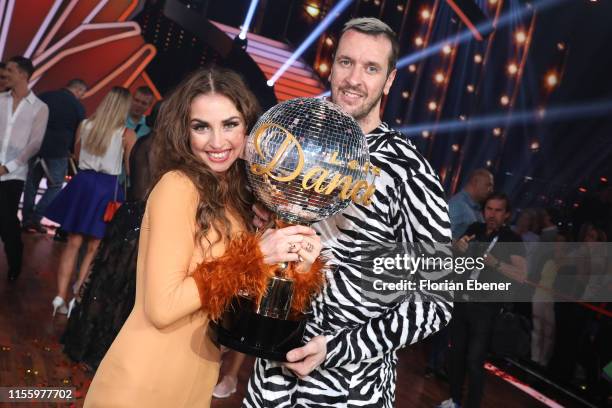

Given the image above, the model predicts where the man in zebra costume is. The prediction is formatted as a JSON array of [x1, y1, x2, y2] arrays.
[[245, 17, 453, 408]]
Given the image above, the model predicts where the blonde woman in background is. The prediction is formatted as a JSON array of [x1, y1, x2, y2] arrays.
[[46, 87, 136, 317]]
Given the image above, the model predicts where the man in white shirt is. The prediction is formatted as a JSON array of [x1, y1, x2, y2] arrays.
[[0, 56, 48, 281]]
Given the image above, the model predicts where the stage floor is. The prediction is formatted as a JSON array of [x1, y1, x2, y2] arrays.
[[0, 233, 566, 407]]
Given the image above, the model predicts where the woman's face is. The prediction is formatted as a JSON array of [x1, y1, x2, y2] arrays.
[[189, 93, 246, 174]]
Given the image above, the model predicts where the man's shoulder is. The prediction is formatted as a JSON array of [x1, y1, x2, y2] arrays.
[[368, 123, 437, 178]]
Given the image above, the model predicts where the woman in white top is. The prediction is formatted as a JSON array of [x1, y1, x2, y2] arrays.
[[46, 87, 136, 317]]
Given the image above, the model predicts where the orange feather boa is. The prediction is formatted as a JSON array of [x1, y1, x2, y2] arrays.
[[191, 232, 327, 321]]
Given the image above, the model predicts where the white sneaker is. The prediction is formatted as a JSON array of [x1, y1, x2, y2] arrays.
[[212, 375, 237, 399], [436, 398, 460, 408]]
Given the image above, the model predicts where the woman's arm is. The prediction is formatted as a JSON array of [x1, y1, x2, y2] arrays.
[[122, 128, 137, 178], [143, 171, 204, 329], [73, 122, 83, 163]]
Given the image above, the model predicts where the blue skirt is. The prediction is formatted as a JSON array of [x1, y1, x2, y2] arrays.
[[45, 170, 124, 239]]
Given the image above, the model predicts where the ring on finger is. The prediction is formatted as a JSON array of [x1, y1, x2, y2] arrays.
[[305, 242, 314, 252], [289, 242, 296, 252]]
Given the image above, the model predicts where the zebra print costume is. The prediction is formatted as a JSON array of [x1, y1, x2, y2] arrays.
[[244, 123, 453, 408]]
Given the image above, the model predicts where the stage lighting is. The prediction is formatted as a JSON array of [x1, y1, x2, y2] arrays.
[[500, 95, 510, 106], [239, 0, 260, 40], [474, 53, 483, 63], [306, 4, 320, 17], [493, 127, 502, 136], [268, 0, 352, 85], [415, 36, 424, 46], [515, 30, 527, 44], [546, 72, 559, 88], [578, 186, 587, 193], [318, 63, 329, 73], [325, 37, 333, 46], [435, 72, 445, 84], [557, 42, 565, 51], [530, 141, 540, 150], [459, 115, 467, 121], [402, 91, 410, 98], [489, 0, 498, 4], [422, 130, 430, 138], [421, 8, 432, 20], [486, 160, 492, 167], [507, 63, 518, 75], [601, 177, 608, 183], [408, 64, 417, 72], [466, 84, 475, 93], [452, 144, 460, 152], [397, 4, 404, 12], [428, 101, 438, 111], [442, 44, 452, 55]]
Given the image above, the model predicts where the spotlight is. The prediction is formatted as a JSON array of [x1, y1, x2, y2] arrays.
[[395, 118, 402, 124], [267, 79, 274, 87], [415, 36, 424, 47], [318, 63, 329, 73], [451, 144, 460, 152], [507, 63, 518, 75], [421, 8, 432, 20], [557, 42, 565, 51], [422, 130, 430, 138], [515, 30, 527, 44], [408, 64, 417, 72], [268, 0, 352, 85], [397, 4, 404, 12], [402, 91, 410, 99], [434, 72, 445, 84], [466, 84, 475, 93], [239, 0, 260, 40], [325, 37, 333, 46], [306, 4, 320, 17], [489, 0, 498, 4], [442, 44, 452, 55], [428, 101, 438, 111], [600, 176, 608, 183], [546, 72, 559, 89], [459, 115, 466, 121], [530, 141, 540, 150], [493, 127, 502, 136], [486, 159, 492, 166], [474, 53, 483, 63], [500, 95, 510, 106], [578, 186, 587, 193]]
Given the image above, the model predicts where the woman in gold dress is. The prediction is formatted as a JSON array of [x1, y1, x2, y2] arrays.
[[84, 67, 322, 407]]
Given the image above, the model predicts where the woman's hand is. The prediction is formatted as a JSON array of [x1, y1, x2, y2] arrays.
[[259, 225, 317, 265], [295, 234, 322, 273]]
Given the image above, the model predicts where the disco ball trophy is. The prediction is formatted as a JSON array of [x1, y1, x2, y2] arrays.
[[209, 97, 374, 361]]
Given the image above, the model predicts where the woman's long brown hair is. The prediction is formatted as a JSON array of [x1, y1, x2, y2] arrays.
[[151, 67, 261, 246]]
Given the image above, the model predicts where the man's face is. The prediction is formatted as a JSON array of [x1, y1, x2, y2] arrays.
[[474, 174, 494, 202], [5, 62, 26, 88], [130, 91, 153, 118], [0, 67, 9, 91], [73, 85, 87, 100], [329, 30, 396, 123], [483, 198, 510, 232]]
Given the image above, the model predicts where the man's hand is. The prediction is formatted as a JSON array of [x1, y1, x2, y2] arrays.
[[0, 165, 8, 176], [283, 335, 327, 379], [483, 253, 499, 268], [453, 234, 475, 253]]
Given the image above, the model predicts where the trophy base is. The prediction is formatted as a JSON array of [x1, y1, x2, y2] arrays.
[[208, 296, 307, 362]]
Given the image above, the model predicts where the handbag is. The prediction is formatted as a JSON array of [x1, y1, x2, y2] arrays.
[[103, 176, 123, 222]]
